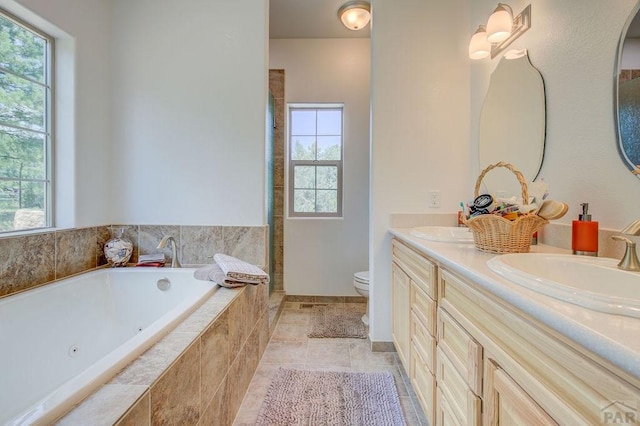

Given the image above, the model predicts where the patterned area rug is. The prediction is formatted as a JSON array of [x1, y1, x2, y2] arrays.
[[255, 368, 407, 426], [307, 304, 367, 338]]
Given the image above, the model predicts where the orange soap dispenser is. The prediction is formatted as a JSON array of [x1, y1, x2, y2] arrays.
[[572, 203, 598, 256]]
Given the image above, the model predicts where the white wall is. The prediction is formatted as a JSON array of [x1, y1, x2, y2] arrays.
[[370, 0, 471, 342], [3, 0, 113, 228], [110, 0, 268, 226], [270, 39, 370, 296]]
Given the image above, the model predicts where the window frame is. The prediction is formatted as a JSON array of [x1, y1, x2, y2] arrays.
[[287, 103, 344, 219], [0, 7, 55, 234]]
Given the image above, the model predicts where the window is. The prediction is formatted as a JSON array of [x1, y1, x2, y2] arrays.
[[288, 104, 343, 217], [0, 9, 53, 233]]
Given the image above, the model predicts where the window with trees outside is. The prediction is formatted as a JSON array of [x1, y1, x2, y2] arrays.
[[0, 9, 53, 233], [288, 104, 343, 218]]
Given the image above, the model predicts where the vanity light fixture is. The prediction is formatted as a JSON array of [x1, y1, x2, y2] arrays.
[[469, 25, 491, 60], [338, 1, 371, 31], [469, 3, 531, 60], [486, 3, 513, 43]]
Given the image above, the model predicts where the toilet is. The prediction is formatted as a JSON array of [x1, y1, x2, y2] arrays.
[[353, 271, 370, 326]]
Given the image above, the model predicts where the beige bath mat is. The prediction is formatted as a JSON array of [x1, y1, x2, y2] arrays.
[[255, 368, 406, 426], [307, 304, 367, 339]]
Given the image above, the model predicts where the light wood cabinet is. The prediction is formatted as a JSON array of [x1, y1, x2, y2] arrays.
[[439, 267, 640, 425], [392, 238, 438, 425], [391, 236, 640, 425], [484, 359, 557, 426], [437, 308, 482, 396], [437, 347, 482, 425], [391, 262, 410, 367]]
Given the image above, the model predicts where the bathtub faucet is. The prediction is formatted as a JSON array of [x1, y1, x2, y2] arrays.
[[157, 235, 182, 268]]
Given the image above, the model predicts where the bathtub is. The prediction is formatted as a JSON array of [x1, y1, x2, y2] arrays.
[[0, 268, 217, 425]]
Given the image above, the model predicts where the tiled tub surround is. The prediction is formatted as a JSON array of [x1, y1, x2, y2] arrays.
[[269, 69, 285, 292], [57, 281, 270, 425], [0, 224, 267, 299], [1, 268, 218, 425]]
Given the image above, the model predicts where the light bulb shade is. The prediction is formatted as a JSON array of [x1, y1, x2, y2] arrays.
[[338, 1, 371, 31], [469, 25, 490, 60], [486, 3, 513, 43]]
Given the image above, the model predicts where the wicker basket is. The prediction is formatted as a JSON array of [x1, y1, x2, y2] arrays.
[[464, 162, 548, 254]]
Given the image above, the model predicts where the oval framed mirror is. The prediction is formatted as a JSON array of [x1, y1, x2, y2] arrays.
[[478, 49, 546, 196], [616, 2, 640, 176]]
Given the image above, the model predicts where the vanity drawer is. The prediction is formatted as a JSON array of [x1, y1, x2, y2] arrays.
[[436, 348, 482, 426], [411, 311, 436, 374], [410, 342, 436, 426], [436, 388, 462, 426], [437, 307, 483, 396], [392, 238, 437, 299], [411, 281, 436, 336]]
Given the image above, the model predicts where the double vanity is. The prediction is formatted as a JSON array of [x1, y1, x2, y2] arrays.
[[390, 226, 640, 425]]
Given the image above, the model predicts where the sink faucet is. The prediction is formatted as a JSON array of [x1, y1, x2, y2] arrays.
[[157, 235, 181, 268], [612, 219, 640, 271]]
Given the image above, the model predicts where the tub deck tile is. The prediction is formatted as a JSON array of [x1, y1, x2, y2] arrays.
[[56, 384, 147, 426], [110, 332, 198, 386]]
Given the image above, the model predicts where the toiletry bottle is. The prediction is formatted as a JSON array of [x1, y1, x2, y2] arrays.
[[572, 203, 598, 256]]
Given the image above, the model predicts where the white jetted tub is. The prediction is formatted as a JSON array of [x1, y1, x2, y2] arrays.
[[0, 268, 217, 425]]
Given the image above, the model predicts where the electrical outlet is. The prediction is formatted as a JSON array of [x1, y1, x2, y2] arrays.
[[428, 190, 440, 208]]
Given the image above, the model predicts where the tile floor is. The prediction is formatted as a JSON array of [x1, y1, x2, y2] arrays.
[[232, 302, 429, 425]]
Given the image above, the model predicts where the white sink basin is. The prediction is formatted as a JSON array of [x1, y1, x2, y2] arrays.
[[410, 226, 474, 243], [487, 253, 640, 318]]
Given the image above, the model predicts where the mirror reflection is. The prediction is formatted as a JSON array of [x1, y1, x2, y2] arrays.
[[618, 5, 640, 174], [478, 50, 546, 196]]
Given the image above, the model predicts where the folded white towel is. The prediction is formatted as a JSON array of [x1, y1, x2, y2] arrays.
[[193, 255, 269, 288], [194, 263, 246, 288], [214, 253, 269, 285]]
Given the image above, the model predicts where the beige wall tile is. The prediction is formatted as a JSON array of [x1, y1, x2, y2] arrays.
[[274, 273, 284, 292], [268, 69, 285, 99], [55, 227, 97, 279], [151, 341, 201, 425], [0, 232, 55, 297], [139, 225, 180, 262], [201, 309, 229, 407], [57, 384, 147, 426], [116, 390, 150, 426], [111, 332, 198, 386], [274, 188, 284, 217], [181, 226, 223, 265], [227, 331, 260, 420], [199, 377, 229, 426], [274, 160, 284, 187], [96, 226, 112, 266], [258, 310, 270, 358], [228, 294, 246, 361], [222, 226, 266, 266]]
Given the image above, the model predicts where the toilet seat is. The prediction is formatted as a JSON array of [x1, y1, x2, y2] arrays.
[[353, 271, 370, 326], [354, 271, 369, 284]]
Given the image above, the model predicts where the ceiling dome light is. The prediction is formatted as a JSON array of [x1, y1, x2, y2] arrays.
[[469, 25, 491, 60], [338, 1, 371, 31], [486, 3, 513, 43]]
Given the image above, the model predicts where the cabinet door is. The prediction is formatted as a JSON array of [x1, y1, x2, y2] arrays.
[[410, 343, 436, 426], [436, 388, 462, 426], [438, 308, 483, 395], [392, 262, 410, 367], [437, 348, 482, 426], [485, 359, 558, 426]]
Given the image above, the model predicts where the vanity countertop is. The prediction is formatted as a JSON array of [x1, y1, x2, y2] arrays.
[[390, 227, 640, 383]]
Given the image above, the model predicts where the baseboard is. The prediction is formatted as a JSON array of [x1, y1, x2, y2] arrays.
[[371, 341, 396, 353], [285, 295, 367, 303]]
